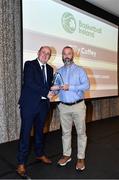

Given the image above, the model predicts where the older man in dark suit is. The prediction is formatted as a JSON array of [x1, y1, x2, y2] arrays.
[[16, 46, 53, 177]]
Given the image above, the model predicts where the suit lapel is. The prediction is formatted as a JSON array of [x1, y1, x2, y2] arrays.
[[34, 59, 44, 82], [35, 59, 50, 87], [34, 59, 42, 72]]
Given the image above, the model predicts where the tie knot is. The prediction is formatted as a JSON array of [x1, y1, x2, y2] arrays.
[[42, 65, 45, 69]]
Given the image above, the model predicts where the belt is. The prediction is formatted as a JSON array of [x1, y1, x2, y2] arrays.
[[61, 99, 83, 106]]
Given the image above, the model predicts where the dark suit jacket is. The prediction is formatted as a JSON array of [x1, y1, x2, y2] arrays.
[[19, 59, 53, 112]]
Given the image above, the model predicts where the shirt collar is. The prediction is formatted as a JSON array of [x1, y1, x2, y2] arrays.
[[64, 62, 75, 69], [37, 58, 46, 67]]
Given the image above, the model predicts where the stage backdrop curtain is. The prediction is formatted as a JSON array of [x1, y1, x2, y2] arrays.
[[0, 0, 21, 143]]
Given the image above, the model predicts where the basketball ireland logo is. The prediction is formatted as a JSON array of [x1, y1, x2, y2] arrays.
[[61, 12, 76, 33]]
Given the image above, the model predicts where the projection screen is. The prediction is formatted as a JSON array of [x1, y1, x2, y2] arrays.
[[22, 0, 118, 99]]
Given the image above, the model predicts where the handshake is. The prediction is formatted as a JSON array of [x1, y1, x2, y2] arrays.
[[50, 84, 69, 91], [47, 84, 69, 101]]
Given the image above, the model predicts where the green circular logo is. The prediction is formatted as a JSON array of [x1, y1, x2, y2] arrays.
[[62, 12, 76, 33]]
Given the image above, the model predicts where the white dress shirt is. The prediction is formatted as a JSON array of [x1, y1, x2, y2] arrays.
[[37, 59, 47, 99]]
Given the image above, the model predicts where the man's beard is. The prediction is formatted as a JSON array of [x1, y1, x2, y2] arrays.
[[63, 58, 73, 65]]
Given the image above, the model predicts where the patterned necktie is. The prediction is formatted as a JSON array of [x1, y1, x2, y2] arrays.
[[41, 65, 47, 84]]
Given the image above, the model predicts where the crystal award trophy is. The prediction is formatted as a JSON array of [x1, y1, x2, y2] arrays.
[[52, 72, 64, 88]]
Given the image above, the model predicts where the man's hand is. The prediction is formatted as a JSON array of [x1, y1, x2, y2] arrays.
[[47, 92, 55, 100], [47, 91, 58, 101], [61, 84, 69, 91], [50, 85, 60, 91]]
